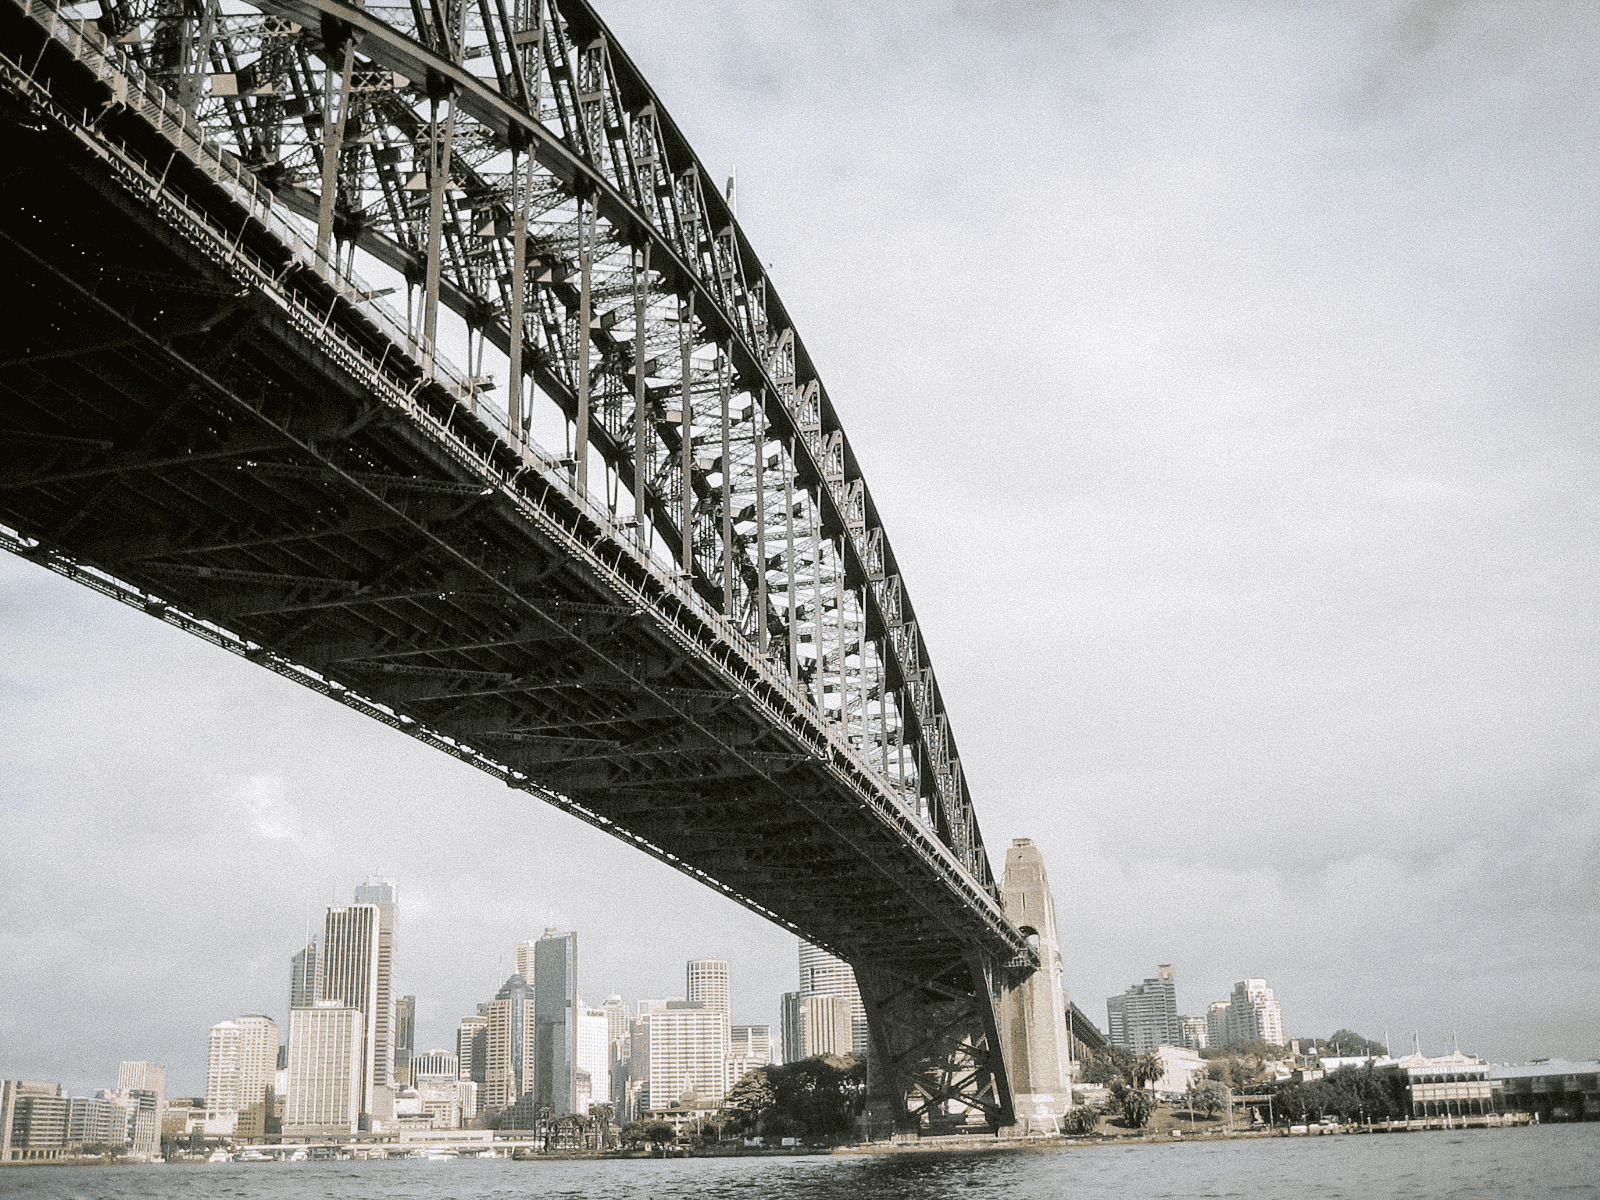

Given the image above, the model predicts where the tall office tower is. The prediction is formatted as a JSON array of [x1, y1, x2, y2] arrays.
[[781, 992, 852, 1062], [1206, 1001, 1231, 1050], [575, 1006, 610, 1114], [317, 902, 383, 1123], [285, 1003, 364, 1135], [1179, 1015, 1209, 1051], [483, 974, 536, 1113], [289, 939, 318, 1010], [601, 995, 630, 1051], [351, 880, 398, 1103], [637, 1000, 730, 1112], [686, 959, 730, 1016], [393, 995, 416, 1086], [115, 1063, 165, 1158], [514, 940, 537, 982], [456, 1012, 488, 1116], [533, 928, 579, 1113], [1223, 979, 1285, 1047], [798, 942, 868, 1056], [1106, 964, 1180, 1054], [731, 1025, 774, 1064], [206, 1014, 279, 1136]]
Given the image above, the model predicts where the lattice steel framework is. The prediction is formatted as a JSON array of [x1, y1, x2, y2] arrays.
[[0, 0, 1038, 1131]]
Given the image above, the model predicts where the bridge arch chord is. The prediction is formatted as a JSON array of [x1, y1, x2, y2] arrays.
[[0, 0, 1039, 1128]]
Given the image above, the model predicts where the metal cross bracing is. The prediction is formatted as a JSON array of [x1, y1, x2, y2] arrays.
[[0, 0, 1038, 1130]]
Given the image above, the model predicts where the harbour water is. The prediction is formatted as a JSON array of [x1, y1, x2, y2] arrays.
[[1, 1126, 1596, 1200]]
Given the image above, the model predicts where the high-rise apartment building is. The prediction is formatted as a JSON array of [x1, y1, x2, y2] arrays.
[[206, 1014, 278, 1134], [316, 902, 384, 1123], [1179, 1015, 1209, 1051], [781, 992, 852, 1062], [285, 1003, 364, 1135], [484, 974, 536, 1113], [115, 1063, 165, 1158], [533, 928, 579, 1113], [1106, 965, 1180, 1054], [1206, 1000, 1231, 1050], [1222, 979, 1284, 1047], [686, 959, 730, 1016], [798, 942, 867, 1057], [637, 1000, 729, 1112]]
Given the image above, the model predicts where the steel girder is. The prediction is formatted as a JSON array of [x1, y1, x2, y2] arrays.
[[0, 0, 1040, 1130]]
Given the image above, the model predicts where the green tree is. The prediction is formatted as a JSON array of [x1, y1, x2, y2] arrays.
[[642, 1120, 676, 1152], [721, 1067, 776, 1136], [1133, 1050, 1165, 1092], [760, 1055, 865, 1138], [1119, 1087, 1153, 1129], [618, 1120, 644, 1147], [1083, 1046, 1137, 1086], [1063, 1106, 1098, 1135]]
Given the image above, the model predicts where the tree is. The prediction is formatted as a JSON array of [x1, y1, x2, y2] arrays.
[[1083, 1046, 1137, 1087], [642, 1121, 676, 1153], [618, 1121, 644, 1148], [721, 1068, 776, 1136], [1189, 1081, 1227, 1117], [1063, 1106, 1098, 1135], [1134, 1050, 1165, 1092], [1119, 1087, 1153, 1129]]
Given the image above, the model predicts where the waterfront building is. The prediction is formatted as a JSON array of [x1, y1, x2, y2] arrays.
[[686, 958, 731, 1015], [1180, 1015, 1209, 1051], [115, 1062, 165, 1158], [206, 1013, 278, 1135], [284, 1003, 364, 1135], [1382, 1051, 1496, 1117], [1222, 979, 1285, 1047], [484, 973, 535, 1113], [781, 991, 852, 1062], [533, 928, 579, 1113], [798, 942, 867, 1057], [1106, 965, 1180, 1054], [289, 939, 318, 1010], [66, 1092, 132, 1148], [636, 1000, 730, 1111], [1151, 1044, 1208, 1095], [2, 1082, 67, 1161], [1492, 1059, 1600, 1122]]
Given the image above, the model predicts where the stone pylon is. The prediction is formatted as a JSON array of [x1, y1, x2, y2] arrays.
[[998, 838, 1073, 1129]]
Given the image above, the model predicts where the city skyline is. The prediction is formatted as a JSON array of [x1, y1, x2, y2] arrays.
[[5, 0, 1597, 1098]]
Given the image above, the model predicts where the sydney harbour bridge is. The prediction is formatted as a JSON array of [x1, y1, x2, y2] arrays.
[[0, 0, 1071, 1132]]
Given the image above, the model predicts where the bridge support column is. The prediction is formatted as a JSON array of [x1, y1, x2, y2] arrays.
[[995, 837, 1074, 1134], [855, 954, 1014, 1139]]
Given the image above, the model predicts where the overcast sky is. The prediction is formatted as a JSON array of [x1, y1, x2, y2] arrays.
[[3, 0, 1597, 1097]]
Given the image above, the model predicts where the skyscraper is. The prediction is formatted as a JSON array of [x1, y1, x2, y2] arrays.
[[781, 992, 852, 1062], [351, 880, 398, 1101], [514, 940, 537, 982], [1106, 965, 1180, 1054], [686, 959, 730, 1016], [1206, 1000, 1231, 1050], [456, 1013, 488, 1117], [798, 942, 867, 1057], [317, 902, 383, 1123], [285, 1003, 364, 1135], [637, 1001, 729, 1112], [483, 974, 535, 1113], [393, 995, 416, 1087], [533, 928, 578, 1113], [575, 1006, 610, 1114], [289, 939, 318, 1010]]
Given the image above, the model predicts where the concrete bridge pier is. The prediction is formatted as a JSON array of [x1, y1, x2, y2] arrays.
[[996, 837, 1074, 1133]]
